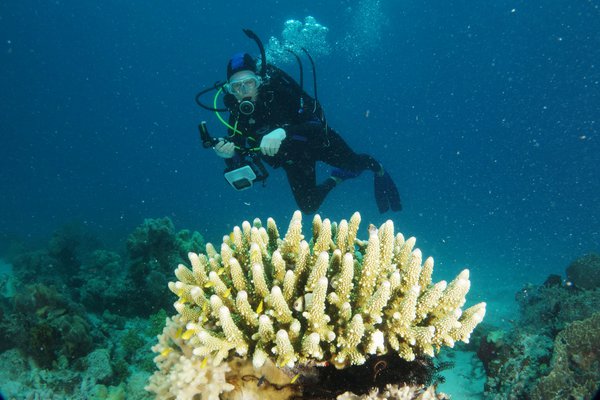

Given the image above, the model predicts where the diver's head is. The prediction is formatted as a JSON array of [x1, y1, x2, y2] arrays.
[[225, 52, 262, 102]]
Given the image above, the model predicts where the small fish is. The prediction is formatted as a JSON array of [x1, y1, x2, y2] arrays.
[[256, 300, 264, 314], [290, 373, 301, 384], [257, 375, 266, 386], [160, 347, 173, 357], [200, 357, 209, 369]]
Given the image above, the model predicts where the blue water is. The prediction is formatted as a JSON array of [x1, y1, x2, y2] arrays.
[[1, 0, 599, 294]]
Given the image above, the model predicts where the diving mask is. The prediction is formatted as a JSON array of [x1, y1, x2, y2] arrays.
[[224, 74, 262, 96]]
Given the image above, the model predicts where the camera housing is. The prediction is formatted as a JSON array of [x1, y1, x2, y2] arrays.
[[224, 165, 258, 191]]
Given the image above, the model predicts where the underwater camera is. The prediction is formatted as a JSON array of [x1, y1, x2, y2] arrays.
[[224, 163, 261, 191], [198, 121, 268, 191]]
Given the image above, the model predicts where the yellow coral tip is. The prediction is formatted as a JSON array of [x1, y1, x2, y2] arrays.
[[290, 373, 300, 384], [256, 300, 264, 314], [279, 356, 293, 368], [160, 348, 173, 357], [182, 329, 195, 340]]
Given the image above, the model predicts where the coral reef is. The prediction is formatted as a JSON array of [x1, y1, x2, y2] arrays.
[[84, 348, 114, 385], [480, 260, 600, 400], [515, 277, 600, 336], [479, 329, 554, 398], [6, 218, 204, 318], [530, 312, 600, 400], [0, 267, 17, 353], [10, 223, 100, 287], [337, 384, 448, 399], [0, 217, 207, 400], [11, 249, 62, 286], [2, 283, 94, 368], [126, 217, 205, 316], [0, 344, 153, 400], [147, 211, 485, 399], [77, 249, 128, 314], [566, 252, 600, 290]]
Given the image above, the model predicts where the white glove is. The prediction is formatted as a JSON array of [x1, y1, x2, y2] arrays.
[[260, 128, 286, 156], [213, 140, 235, 158]]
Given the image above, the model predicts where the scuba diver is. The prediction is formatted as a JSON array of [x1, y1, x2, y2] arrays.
[[196, 29, 402, 214]]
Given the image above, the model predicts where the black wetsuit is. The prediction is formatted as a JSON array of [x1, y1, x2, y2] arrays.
[[223, 65, 380, 213]]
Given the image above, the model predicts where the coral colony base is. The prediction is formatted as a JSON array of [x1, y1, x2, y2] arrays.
[[146, 211, 486, 399]]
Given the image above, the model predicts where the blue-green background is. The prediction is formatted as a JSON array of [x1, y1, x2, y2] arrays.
[[1, 0, 598, 290]]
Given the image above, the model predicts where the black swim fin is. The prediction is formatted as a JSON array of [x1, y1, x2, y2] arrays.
[[374, 171, 402, 213]]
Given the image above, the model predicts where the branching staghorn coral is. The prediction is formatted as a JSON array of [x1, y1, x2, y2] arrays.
[[148, 211, 485, 398], [154, 211, 484, 366]]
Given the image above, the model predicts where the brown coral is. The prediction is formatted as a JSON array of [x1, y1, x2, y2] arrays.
[[531, 312, 600, 400]]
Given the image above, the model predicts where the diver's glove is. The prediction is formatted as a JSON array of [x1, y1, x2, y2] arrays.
[[213, 139, 235, 158], [260, 128, 286, 156], [374, 166, 402, 213]]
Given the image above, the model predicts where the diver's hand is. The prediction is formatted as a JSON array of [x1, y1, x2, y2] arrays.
[[260, 128, 286, 156], [213, 140, 235, 158]]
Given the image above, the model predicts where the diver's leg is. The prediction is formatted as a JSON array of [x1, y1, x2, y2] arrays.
[[319, 128, 382, 174], [284, 160, 336, 214], [320, 128, 402, 212], [279, 123, 380, 173]]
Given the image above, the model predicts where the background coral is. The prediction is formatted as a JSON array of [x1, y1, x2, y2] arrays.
[[566, 252, 600, 290], [337, 384, 448, 400], [77, 250, 128, 314], [479, 261, 600, 399], [0, 217, 204, 399], [515, 278, 600, 336], [11, 223, 100, 287], [126, 218, 205, 316], [531, 312, 600, 399], [3, 283, 94, 368]]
